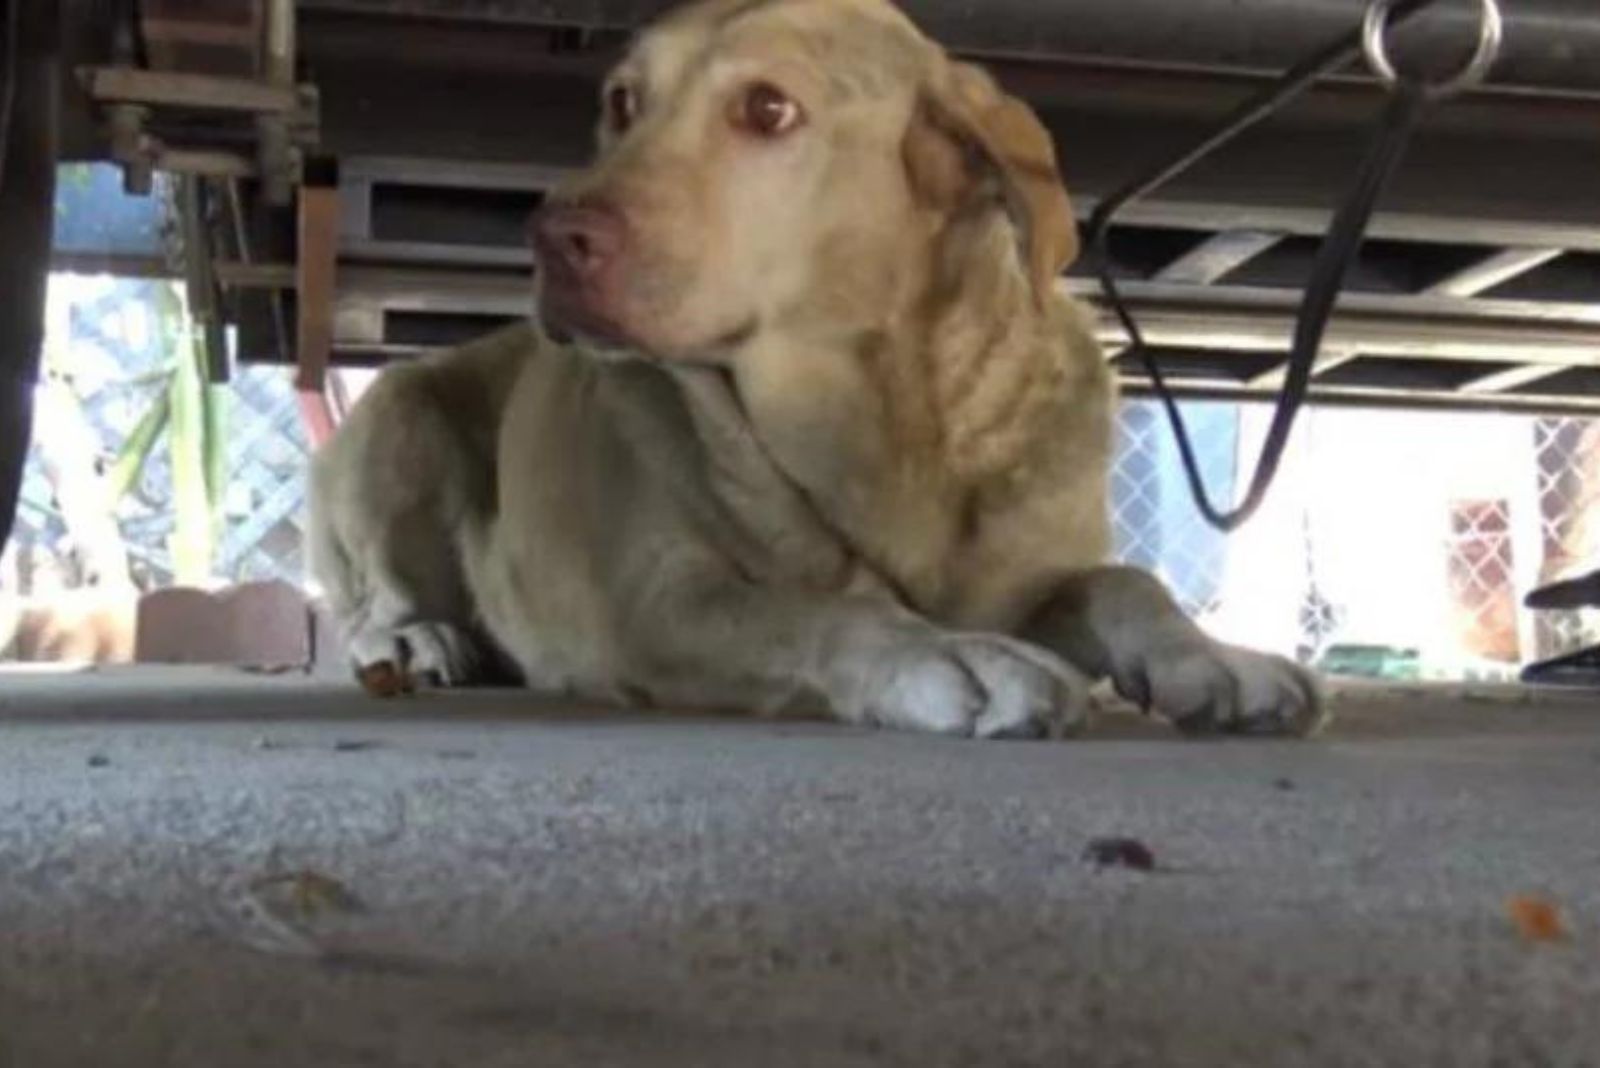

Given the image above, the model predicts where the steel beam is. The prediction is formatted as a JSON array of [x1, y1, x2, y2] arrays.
[[318, 266, 1600, 372], [52, 249, 1600, 378], [1106, 200, 1600, 256], [299, 36, 1600, 252], [141, 0, 264, 77], [1069, 281, 1600, 367], [1245, 348, 1361, 390], [340, 154, 574, 191], [1458, 364, 1567, 395], [79, 66, 299, 113], [295, 161, 341, 446], [1425, 247, 1566, 299], [258, 0, 298, 204], [1153, 230, 1283, 286], [295, 0, 1600, 94], [1120, 380, 1600, 417]]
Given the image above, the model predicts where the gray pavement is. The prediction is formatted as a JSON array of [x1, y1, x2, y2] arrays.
[[1, 669, 1598, 1066]]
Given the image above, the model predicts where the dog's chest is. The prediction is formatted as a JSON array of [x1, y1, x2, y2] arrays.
[[671, 364, 958, 609], [654, 367, 863, 592]]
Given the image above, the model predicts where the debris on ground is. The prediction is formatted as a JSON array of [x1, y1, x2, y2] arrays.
[[1507, 895, 1569, 944], [357, 661, 413, 698], [251, 869, 366, 918], [222, 869, 368, 960], [1272, 777, 1296, 791], [1083, 837, 1157, 872], [334, 739, 383, 753], [86, 754, 111, 768]]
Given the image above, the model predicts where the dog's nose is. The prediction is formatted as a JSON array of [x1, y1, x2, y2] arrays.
[[529, 204, 626, 281]]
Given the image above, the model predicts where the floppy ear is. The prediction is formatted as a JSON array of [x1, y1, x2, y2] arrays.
[[904, 61, 1078, 304]]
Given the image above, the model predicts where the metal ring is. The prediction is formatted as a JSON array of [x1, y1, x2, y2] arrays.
[[1363, 0, 1504, 98]]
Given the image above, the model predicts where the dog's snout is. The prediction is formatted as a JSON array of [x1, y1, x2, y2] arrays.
[[530, 204, 627, 281]]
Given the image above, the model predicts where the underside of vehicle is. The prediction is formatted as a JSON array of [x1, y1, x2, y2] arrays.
[[18, 1, 1600, 404]]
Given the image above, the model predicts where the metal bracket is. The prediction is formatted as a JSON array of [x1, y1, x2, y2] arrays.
[[80, 66, 301, 113], [295, 157, 340, 447]]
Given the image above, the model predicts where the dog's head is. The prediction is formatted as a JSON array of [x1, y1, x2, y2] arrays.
[[530, 0, 1076, 361]]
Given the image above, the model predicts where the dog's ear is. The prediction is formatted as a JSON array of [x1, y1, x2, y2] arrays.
[[904, 61, 1077, 303]]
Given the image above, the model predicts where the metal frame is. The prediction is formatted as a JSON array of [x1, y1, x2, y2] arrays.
[[198, 143, 1600, 413], [296, 0, 1600, 94], [42, 0, 1600, 416]]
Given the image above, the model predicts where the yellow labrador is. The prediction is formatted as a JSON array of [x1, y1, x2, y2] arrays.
[[309, 0, 1324, 738]]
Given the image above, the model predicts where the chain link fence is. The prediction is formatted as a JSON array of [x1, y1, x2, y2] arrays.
[[1113, 399, 1600, 679]]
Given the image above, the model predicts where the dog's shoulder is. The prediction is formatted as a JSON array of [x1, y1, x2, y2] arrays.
[[417, 320, 542, 418]]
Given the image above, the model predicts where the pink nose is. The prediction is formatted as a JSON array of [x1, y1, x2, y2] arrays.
[[529, 203, 627, 282]]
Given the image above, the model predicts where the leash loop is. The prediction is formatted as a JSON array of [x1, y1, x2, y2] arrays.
[[1363, 0, 1504, 99]]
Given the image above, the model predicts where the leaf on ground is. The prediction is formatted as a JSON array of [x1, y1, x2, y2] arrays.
[[250, 869, 366, 919], [1507, 895, 1568, 943]]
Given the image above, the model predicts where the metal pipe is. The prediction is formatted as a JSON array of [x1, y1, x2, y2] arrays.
[[106, 103, 152, 194], [1120, 380, 1600, 417], [1064, 280, 1600, 365], [175, 176, 230, 383], [265, 0, 295, 85], [258, 0, 297, 204]]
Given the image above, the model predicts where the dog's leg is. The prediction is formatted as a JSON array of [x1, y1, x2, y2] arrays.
[[339, 552, 494, 695], [620, 562, 1092, 739], [348, 616, 485, 696], [1021, 566, 1326, 737], [313, 500, 493, 696], [309, 370, 503, 698]]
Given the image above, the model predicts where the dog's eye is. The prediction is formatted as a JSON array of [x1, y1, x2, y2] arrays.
[[738, 82, 803, 138], [606, 83, 640, 134]]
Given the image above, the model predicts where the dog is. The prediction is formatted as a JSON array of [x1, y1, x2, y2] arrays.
[[308, 0, 1324, 739]]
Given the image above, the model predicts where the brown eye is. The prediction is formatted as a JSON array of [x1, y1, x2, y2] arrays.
[[606, 83, 639, 133], [739, 82, 803, 138]]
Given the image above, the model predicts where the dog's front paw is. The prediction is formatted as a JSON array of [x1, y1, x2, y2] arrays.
[[844, 630, 1091, 740], [1115, 639, 1326, 738], [348, 621, 485, 696]]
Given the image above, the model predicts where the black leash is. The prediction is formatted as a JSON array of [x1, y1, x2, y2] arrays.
[[1087, 0, 1486, 532]]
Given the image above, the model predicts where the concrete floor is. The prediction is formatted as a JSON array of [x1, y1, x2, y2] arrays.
[[1, 669, 1598, 1067]]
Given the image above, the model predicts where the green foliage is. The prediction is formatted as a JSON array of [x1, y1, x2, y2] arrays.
[[103, 382, 171, 506], [153, 281, 228, 583]]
